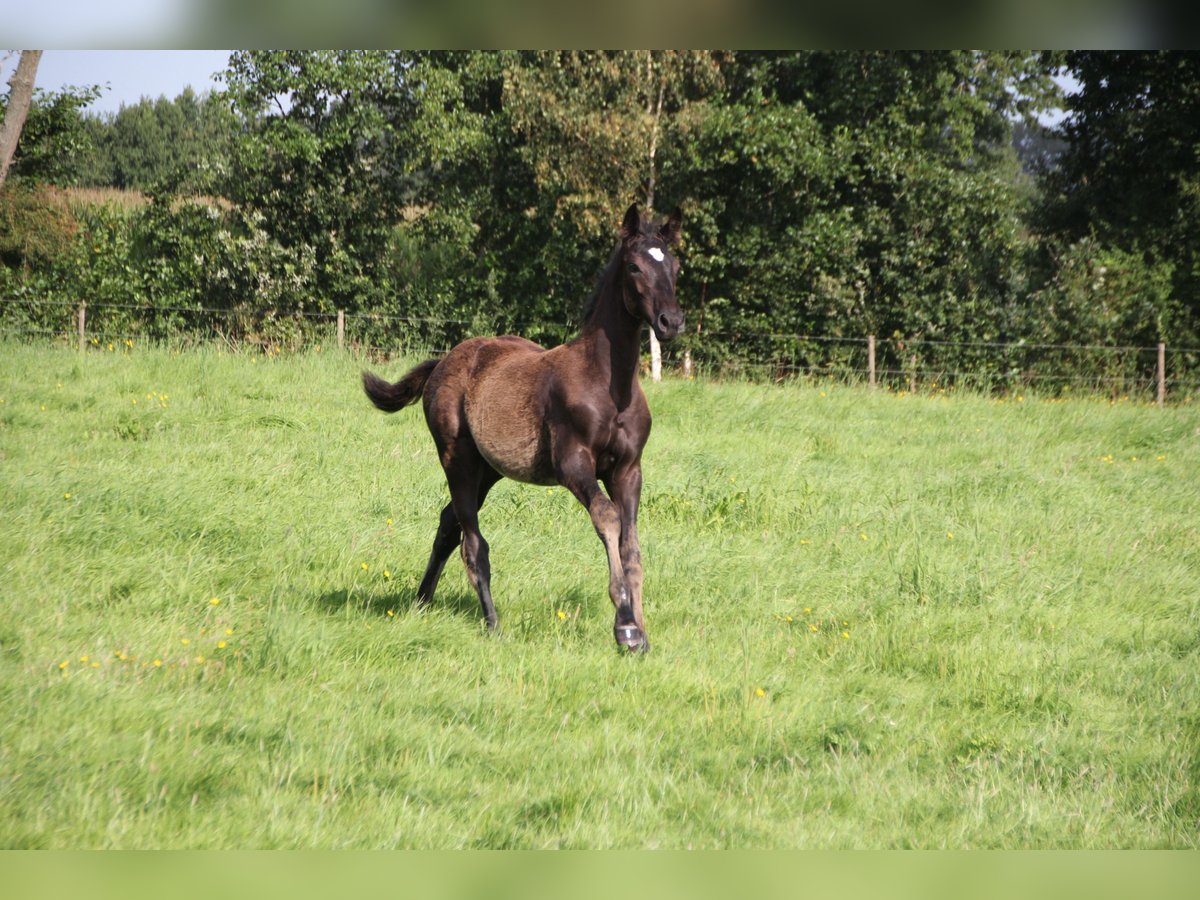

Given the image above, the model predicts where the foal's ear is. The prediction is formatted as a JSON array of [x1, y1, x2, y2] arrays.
[[620, 203, 641, 243], [659, 206, 683, 245]]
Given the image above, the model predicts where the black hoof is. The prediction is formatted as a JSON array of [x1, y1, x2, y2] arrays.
[[614, 624, 649, 654]]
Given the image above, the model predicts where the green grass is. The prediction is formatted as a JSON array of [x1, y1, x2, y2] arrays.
[[1, 343, 1198, 848]]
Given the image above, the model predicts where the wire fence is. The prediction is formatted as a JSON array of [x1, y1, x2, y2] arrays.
[[3, 295, 1199, 404]]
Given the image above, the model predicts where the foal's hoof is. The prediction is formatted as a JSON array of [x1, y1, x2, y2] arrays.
[[614, 624, 649, 654]]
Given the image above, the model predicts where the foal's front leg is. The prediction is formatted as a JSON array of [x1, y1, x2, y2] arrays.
[[556, 447, 645, 652], [606, 461, 647, 650]]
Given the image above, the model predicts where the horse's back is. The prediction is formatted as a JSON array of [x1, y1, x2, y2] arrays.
[[425, 335, 558, 484]]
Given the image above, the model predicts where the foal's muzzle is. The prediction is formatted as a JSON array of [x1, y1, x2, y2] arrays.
[[654, 309, 685, 342]]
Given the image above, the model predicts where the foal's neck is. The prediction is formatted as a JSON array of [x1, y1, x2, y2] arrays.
[[578, 272, 644, 408]]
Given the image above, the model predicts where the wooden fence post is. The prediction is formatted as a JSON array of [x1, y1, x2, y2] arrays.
[[337, 310, 345, 351], [909, 353, 917, 394], [1157, 342, 1166, 408], [867, 334, 876, 388], [77, 301, 86, 352]]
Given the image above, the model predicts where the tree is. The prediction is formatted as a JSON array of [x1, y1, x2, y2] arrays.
[[8, 82, 102, 185], [653, 51, 1054, 378], [221, 51, 407, 313], [502, 51, 724, 354], [92, 88, 237, 191], [1043, 51, 1200, 346], [0, 51, 42, 188]]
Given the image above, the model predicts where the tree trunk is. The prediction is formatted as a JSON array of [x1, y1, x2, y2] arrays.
[[0, 51, 43, 188], [645, 53, 666, 382]]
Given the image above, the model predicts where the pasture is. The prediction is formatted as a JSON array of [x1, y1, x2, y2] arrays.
[[1, 343, 1197, 848]]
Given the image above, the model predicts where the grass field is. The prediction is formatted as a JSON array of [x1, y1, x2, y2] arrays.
[[1, 343, 1197, 848]]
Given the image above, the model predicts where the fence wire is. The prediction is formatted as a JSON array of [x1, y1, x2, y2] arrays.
[[3, 296, 1199, 401]]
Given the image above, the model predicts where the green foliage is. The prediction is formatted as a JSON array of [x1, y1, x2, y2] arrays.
[[5, 50, 1198, 389], [0, 185, 79, 271], [2, 84, 103, 185], [77, 88, 238, 192], [1045, 51, 1200, 349], [221, 51, 407, 313], [1033, 239, 1179, 347], [659, 53, 1038, 382]]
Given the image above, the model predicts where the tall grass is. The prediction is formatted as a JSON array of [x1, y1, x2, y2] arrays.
[[1, 344, 1197, 847]]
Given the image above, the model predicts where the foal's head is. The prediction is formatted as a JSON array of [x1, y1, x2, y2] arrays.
[[618, 203, 685, 342]]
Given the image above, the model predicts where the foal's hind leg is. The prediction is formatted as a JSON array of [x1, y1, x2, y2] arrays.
[[419, 465, 501, 622], [444, 457, 502, 630], [416, 502, 462, 606]]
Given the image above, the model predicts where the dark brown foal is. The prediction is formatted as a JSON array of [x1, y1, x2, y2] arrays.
[[363, 203, 684, 652]]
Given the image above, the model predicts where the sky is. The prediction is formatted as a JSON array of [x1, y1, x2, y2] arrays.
[[1, 50, 230, 115]]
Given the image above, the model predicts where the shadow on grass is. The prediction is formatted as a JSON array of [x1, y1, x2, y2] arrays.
[[315, 585, 484, 622], [313, 581, 613, 647]]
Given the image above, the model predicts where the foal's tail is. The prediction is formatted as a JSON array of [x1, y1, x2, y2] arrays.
[[362, 359, 439, 413]]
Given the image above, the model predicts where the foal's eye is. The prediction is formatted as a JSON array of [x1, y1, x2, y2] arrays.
[[627, 263, 640, 274]]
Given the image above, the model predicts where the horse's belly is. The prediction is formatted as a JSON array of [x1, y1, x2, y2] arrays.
[[464, 364, 554, 485], [473, 416, 551, 484]]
